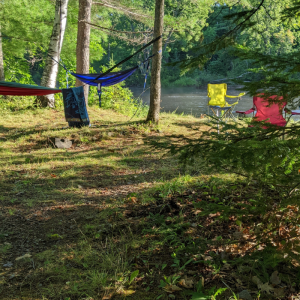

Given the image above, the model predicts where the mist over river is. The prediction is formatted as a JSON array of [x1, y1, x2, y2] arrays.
[[130, 86, 300, 120]]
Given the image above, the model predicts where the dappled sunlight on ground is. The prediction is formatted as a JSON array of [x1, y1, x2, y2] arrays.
[[0, 108, 299, 299]]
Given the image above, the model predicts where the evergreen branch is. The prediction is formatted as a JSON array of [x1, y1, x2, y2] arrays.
[[175, 0, 266, 71], [93, 1, 152, 19], [210, 0, 265, 43], [83, 21, 153, 34], [261, 4, 276, 20], [0, 35, 36, 43]]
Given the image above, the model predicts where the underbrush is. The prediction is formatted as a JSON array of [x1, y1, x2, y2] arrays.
[[0, 95, 37, 111], [0, 84, 148, 118]]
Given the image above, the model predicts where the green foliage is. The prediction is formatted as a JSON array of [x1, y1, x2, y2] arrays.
[[162, 120, 300, 189], [150, 119, 300, 259], [129, 270, 139, 285], [0, 95, 36, 112], [185, 278, 227, 300], [176, 0, 300, 86]]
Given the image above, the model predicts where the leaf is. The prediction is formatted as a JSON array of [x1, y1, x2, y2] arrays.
[[116, 285, 135, 296], [158, 280, 167, 288], [236, 220, 242, 226], [259, 282, 274, 294], [121, 289, 136, 296], [129, 270, 139, 285], [273, 287, 285, 298], [270, 271, 281, 285], [178, 277, 194, 289], [179, 258, 194, 270], [190, 291, 210, 300], [195, 277, 204, 292], [50, 174, 57, 177], [131, 197, 137, 203], [252, 276, 262, 286], [163, 284, 182, 293], [214, 287, 227, 297], [15, 253, 31, 261], [252, 276, 274, 294], [102, 293, 113, 300]]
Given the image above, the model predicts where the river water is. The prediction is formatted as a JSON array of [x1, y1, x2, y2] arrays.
[[130, 86, 299, 120]]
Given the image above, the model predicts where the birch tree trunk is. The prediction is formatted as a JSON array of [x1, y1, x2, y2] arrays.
[[36, 0, 69, 108], [76, 0, 92, 105], [0, 27, 5, 81], [146, 0, 164, 124]]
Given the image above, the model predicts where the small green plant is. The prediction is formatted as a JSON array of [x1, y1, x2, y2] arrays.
[[0, 243, 12, 254], [8, 209, 16, 215], [87, 270, 108, 289], [158, 275, 181, 289], [47, 233, 63, 240], [186, 278, 227, 300], [171, 253, 194, 270], [128, 270, 139, 285]]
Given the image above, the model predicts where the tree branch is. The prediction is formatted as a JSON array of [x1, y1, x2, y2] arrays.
[[83, 21, 152, 34], [93, 1, 152, 19]]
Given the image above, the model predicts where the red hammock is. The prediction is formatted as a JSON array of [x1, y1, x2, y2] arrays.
[[0, 81, 62, 96]]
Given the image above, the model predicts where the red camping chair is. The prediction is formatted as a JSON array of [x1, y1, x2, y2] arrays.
[[236, 95, 287, 127]]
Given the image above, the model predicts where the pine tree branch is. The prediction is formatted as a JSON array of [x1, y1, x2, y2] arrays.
[[212, 0, 266, 44], [83, 21, 152, 34], [176, 0, 266, 71], [0, 35, 35, 43], [93, 1, 152, 19]]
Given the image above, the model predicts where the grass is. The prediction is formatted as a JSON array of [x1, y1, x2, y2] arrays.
[[0, 106, 299, 299]]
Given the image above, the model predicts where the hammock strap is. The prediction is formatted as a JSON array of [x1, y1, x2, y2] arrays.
[[47, 54, 68, 71], [143, 60, 151, 91], [93, 35, 162, 81], [97, 83, 102, 107], [66, 70, 69, 88]]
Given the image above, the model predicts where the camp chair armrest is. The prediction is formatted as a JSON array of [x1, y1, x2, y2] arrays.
[[225, 92, 245, 98], [289, 109, 300, 115]]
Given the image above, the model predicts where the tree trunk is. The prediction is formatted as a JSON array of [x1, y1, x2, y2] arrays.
[[146, 0, 164, 124], [36, 0, 69, 108], [76, 0, 92, 105], [0, 27, 5, 81]]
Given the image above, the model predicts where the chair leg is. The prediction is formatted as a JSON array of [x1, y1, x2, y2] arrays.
[[217, 109, 219, 134]]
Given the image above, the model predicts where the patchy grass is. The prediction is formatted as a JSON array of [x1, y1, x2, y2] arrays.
[[0, 107, 299, 300]]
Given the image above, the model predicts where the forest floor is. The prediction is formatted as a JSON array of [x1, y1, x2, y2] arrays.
[[0, 107, 299, 300]]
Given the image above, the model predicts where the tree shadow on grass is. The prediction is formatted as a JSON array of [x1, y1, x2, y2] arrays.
[[1, 122, 300, 299], [1, 170, 299, 300]]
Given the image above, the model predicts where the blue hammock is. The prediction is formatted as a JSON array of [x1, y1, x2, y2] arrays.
[[71, 66, 138, 87], [51, 36, 162, 107]]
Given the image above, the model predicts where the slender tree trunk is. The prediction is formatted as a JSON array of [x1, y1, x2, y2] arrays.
[[36, 0, 69, 108], [146, 0, 164, 124], [0, 27, 5, 81], [76, 0, 92, 105]]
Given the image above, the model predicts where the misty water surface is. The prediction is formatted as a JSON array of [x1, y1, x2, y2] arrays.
[[130, 86, 300, 120]]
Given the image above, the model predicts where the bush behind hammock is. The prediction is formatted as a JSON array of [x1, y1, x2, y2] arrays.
[[0, 64, 148, 117]]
